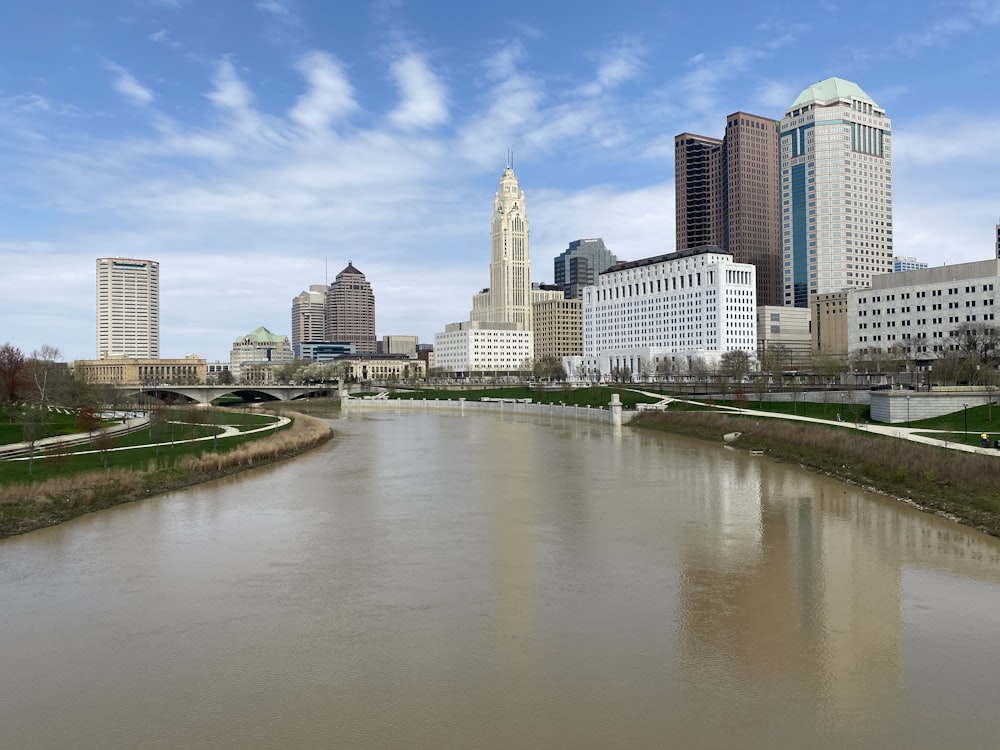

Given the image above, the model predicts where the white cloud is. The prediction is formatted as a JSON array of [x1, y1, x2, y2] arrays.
[[753, 80, 795, 111], [387, 52, 448, 129], [289, 51, 358, 132], [894, 113, 1000, 165], [149, 28, 180, 49], [255, 0, 299, 26], [141, 0, 187, 9], [108, 63, 155, 106], [579, 37, 645, 97], [890, 0, 1000, 56], [0, 92, 51, 113]]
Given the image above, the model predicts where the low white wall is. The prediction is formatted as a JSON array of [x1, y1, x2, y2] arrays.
[[341, 396, 638, 424], [870, 391, 997, 424]]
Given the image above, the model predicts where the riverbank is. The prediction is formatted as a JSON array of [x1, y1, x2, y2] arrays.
[[0, 410, 333, 540], [634, 410, 1000, 538]]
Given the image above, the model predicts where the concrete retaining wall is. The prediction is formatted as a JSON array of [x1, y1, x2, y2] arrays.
[[870, 391, 998, 424], [341, 396, 638, 425]]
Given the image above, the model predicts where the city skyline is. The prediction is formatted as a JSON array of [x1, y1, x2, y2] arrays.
[[2, 0, 1000, 360]]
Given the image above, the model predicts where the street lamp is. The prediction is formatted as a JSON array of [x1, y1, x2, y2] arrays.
[[906, 394, 911, 427], [963, 402, 969, 443]]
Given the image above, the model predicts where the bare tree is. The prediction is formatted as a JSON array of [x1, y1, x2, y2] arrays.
[[28, 345, 62, 409], [720, 350, 751, 382], [0, 343, 27, 407]]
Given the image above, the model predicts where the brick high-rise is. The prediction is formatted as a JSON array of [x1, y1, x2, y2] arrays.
[[675, 112, 782, 306], [325, 262, 376, 354]]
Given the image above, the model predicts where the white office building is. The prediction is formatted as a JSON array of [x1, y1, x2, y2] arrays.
[[780, 77, 893, 308], [96, 257, 160, 359], [848, 259, 999, 361], [581, 245, 757, 381]]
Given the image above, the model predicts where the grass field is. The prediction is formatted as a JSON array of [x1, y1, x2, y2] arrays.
[[388, 385, 660, 409], [0, 408, 103, 444], [0, 409, 286, 485]]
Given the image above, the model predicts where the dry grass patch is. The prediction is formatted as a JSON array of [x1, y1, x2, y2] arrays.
[[635, 411, 1000, 537], [1, 411, 332, 539]]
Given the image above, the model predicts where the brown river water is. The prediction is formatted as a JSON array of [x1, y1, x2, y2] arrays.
[[2, 409, 1000, 749]]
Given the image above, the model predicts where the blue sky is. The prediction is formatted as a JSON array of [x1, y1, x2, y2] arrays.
[[2, 0, 999, 361]]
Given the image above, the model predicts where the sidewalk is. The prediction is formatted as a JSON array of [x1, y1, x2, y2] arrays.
[[626, 390, 1000, 456], [0, 413, 290, 462]]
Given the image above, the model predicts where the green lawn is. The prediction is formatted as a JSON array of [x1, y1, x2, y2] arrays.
[[0, 409, 289, 485], [388, 386, 660, 409], [687, 395, 1000, 448], [0, 408, 101, 444]]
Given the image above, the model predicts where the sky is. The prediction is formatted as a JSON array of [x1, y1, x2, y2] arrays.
[[2, 0, 1000, 362]]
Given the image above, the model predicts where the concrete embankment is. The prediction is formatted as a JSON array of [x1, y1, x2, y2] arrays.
[[340, 395, 638, 425]]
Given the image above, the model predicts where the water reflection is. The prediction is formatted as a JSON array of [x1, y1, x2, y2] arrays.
[[1, 410, 1000, 749]]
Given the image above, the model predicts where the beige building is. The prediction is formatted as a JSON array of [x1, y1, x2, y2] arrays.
[[470, 154, 533, 328], [812, 291, 850, 359], [533, 296, 582, 361], [230, 326, 294, 382], [291, 285, 327, 348], [756, 305, 812, 371], [436, 159, 536, 375], [73, 356, 206, 385], [96, 257, 160, 359], [337, 354, 425, 382], [380, 335, 418, 355]]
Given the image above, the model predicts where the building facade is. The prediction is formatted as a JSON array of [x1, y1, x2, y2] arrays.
[[756, 305, 812, 371], [435, 159, 535, 375], [291, 285, 327, 348], [73, 356, 206, 385], [434, 322, 533, 376], [533, 296, 583, 362], [812, 291, 850, 358], [581, 245, 757, 381], [675, 113, 782, 306], [379, 335, 419, 355], [893, 256, 928, 272], [553, 238, 619, 299], [96, 257, 160, 359], [229, 326, 294, 382], [780, 77, 893, 308], [470, 155, 533, 328], [848, 259, 999, 363], [336, 354, 425, 383], [325, 262, 376, 353], [294, 341, 356, 362]]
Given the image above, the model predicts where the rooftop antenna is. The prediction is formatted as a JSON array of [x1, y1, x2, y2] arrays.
[[507, 148, 513, 169]]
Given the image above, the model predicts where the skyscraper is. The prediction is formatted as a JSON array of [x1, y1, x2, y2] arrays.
[[553, 238, 619, 299], [780, 77, 893, 307], [435, 158, 534, 375], [96, 257, 160, 359], [325, 262, 376, 353], [471, 154, 533, 328], [675, 112, 782, 306], [291, 284, 327, 348]]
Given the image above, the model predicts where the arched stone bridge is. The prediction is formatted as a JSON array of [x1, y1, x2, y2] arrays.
[[117, 384, 334, 406]]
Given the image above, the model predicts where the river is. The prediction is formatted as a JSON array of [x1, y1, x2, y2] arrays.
[[2, 409, 1000, 749]]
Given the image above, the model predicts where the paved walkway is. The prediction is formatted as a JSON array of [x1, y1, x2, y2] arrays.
[[1, 412, 290, 462], [627, 390, 1000, 456]]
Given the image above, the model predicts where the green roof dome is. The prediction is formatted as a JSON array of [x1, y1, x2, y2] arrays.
[[789, 77, 876, 109]]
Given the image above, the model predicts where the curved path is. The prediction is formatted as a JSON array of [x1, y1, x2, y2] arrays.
[[2, 413, 290, 462], [628, 390, 1000, 456]]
